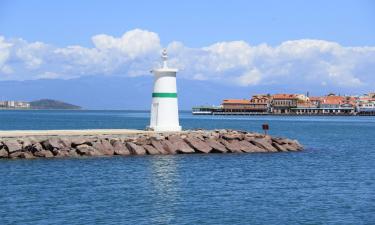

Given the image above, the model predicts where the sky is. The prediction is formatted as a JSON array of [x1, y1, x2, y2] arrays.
[[0, 0, 375, 108]]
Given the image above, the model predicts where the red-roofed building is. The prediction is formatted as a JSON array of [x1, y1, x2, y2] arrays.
[[271, 94, 298, 114], [320, 95, 345, 107], [249, 94, 271, 113], [318, 95, 355, 114], [221, 95, 270, 114], [222, 99, 252, 113], [309, 96, 322, 106]]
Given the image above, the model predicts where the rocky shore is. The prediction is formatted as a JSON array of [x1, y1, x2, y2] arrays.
[[0, 129, 303, 159]]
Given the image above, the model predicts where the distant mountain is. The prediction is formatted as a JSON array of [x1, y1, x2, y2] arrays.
[[30, 99, 81, 109]]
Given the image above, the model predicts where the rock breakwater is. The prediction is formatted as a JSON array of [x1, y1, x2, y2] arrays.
[[0, 129, 303, 159]]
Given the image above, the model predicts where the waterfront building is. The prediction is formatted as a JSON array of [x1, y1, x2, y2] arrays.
[[295, 94, 309, 102], [292, 102, 319, 115], [320, 95, 344, 108], [357, 102, 375, 115], [318, 95, 355, 114], [271, 94, 298, 114], [309, 97, 322, 107], [250, 94, 271, 113], [356, 95, 375, 115], [222, 99, 252, 113], [149, 49, 181, 131], [220, 97, 269, 115]]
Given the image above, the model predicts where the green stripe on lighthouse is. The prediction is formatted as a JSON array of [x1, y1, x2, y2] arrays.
[[152, 93, 178, 98]]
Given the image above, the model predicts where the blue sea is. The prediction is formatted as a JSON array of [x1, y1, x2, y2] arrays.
[[0, 110, 374, 224]]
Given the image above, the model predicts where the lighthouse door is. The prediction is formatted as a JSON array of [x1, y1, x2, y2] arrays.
[[151, 103, 159, 127]]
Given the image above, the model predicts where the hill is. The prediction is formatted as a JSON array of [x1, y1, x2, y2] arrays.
[[30, 99, 81, 109], [0, 76, 362, 109]]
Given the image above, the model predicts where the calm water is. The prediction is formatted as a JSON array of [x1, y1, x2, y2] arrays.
[[0, 110, 374, 224]]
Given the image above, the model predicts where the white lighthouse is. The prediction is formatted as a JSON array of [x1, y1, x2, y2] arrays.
[[149, 49, 181, 132]]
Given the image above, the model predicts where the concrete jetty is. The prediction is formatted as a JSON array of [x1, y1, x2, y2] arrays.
[[0, 129, 152, 137], [0, 129, 303, 159]]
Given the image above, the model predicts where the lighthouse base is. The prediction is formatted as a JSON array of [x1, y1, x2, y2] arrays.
[[148, 125, 182, 132]]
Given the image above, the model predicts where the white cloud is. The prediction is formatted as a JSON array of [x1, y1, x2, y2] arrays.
[[203, 41, 253, 71], [92, 29, 161, 59], [0, 36, 13, 74], [37, 71, 61, 79], [235, 69, 262, 86], [0, 29, 375, 91]]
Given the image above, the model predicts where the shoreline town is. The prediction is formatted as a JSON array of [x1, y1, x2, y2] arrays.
[[193, 92, 375, 116]]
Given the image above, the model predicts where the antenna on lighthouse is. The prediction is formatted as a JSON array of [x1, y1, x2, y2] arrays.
[[162, 48, 168, 68]]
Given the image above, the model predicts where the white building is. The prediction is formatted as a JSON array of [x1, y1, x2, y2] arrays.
[[149, 49, 181, 132], [357, 95, 375, 114], [0, 101, 30, 109]]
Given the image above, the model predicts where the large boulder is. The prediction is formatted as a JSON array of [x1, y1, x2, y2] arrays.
[[71, 137, 92, 147], [10, 151, 35, 159], [205, 139, 227, 153], [251, 138, 278, 152], [150, 140, 169, 154], [185, 137, 212, 153], [3, 140, 23, 153], [220, 139, 242, 153], [244, 132, 258, 139], [30, 143, 45, 153], [292, 140, 303, 150], [92, 139, 114, 155], [126, 142, 146, 155], [51, 147, 75, 157], [238, 140, 267, 153], [160, 140, 178, 154], [272, 142, 289, 152], [112, 140, 131, 155], [143, 144, 160, 155], [272, 138, 288, 145], [59, 137, 72, 148], [186, 133, 205, 141], [221, 133, 244, 140], [167, 135, 195, 154], [75, 144, 102, 156], [284, 140, 303, 151], [33, 150, 54, 158], [202, 131, 220, 139], [0, 148, 9, 158], [272, 138, 302, 151], [42, 138, 64, 150], [135, 136, 151, 145], [22, 138, 37, 150], [54, 148, 73, 158], [68, 149, 80, 157]]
